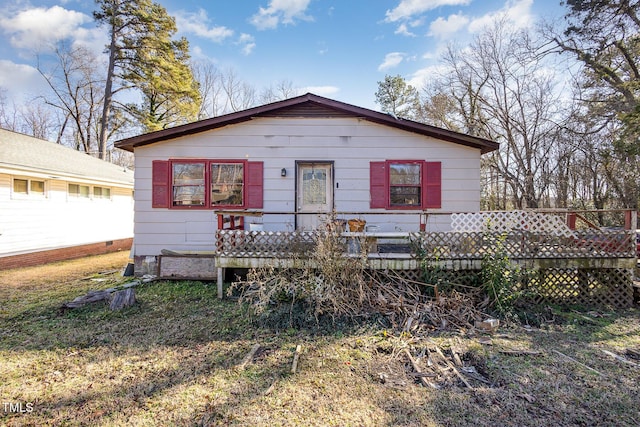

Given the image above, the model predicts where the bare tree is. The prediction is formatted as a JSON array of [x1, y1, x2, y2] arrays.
[[37, 44, 105, 155], [423, 21, 571, 209], [220, 68, 256, 112], [192, 61, 225, 119], [259, 79, 299, 104]]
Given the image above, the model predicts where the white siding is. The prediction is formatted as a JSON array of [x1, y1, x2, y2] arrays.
[[133, 117, 482, 256], [0, 173, 134, 256]]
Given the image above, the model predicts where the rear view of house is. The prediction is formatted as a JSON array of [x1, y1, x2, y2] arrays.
[[0, 129, 134, 269], [116, 93, 498, 277]]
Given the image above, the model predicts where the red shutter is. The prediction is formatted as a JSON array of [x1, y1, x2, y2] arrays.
[[152, 160, 170, 208], [245, 161, 264, 208], [370, 161, 387, 209], [423, 161, 441, 209]]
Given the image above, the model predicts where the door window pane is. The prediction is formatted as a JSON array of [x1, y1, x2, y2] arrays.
[[302, 169, 327, 204]]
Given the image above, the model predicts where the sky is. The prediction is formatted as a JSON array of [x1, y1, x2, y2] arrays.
[[0, 0, 566, 113]]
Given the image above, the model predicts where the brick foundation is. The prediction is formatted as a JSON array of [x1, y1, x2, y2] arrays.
[[0, 238, 133, 270]]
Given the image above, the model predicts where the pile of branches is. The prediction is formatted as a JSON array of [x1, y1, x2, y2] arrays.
[[230, 219, 487, 332]]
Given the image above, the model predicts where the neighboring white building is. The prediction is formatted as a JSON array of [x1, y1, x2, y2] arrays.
[[0, 128, 134, 269], [115, 93, 498, 275]]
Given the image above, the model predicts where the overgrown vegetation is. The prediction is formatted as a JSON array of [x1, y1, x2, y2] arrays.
[[1, 252, 640, 426], [480, 233, 532, 317]]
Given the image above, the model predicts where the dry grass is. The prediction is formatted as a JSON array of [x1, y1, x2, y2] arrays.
[[1, 253, 640, 426]]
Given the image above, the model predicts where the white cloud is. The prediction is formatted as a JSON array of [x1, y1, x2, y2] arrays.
[[378, 52, 405, 71], [251, 0, 313, 30], [300, 85, 339, 96], [469, 0, 534, 32], [385, 0, 471, 22], [428, 13, 469, 38], [238, 33, 256, 55], [0, 60, 48, 103], [0, 6, 91, 50], [407, 64, 449, 90], [175, 9, 234, 43], [394, 23, 416, 37]]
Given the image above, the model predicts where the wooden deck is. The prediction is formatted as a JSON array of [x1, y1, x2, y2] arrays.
[[211, 228, 637, 307]]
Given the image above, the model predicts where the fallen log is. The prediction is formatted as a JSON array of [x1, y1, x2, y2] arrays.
[[61, 280, 141, 310], [109, 288, 136, 311]]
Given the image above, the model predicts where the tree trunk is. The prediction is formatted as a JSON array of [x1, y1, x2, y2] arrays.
[[98, 23, 118, 161]]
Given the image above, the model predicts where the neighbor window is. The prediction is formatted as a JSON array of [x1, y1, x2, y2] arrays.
[[13, 178, 45, 196], [211, 162, 244, 206], [93, 186, 111, 199], [172, 162, 205, 206], [69, 183, 90, 198], [13, 179, 28, 194], [389, 162, 422, 207]]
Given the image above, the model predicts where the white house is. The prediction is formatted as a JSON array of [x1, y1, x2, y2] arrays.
[[0, 128, 134, 269], [115, 93, 498, 276]]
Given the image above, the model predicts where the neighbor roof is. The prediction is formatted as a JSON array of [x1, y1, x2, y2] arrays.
[[0, 128, 133, 187], [115, 93, 499, 154]]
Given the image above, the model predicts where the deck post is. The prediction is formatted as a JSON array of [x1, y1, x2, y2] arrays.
[[217, 267, 224, 299]]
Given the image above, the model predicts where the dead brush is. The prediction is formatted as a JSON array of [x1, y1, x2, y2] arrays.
[[230, 215, 487, 332], [229, 214, 378, 324]]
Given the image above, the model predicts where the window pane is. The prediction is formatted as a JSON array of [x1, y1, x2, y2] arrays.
[[302, 169, 327, 204], [103, 188, 111, 198], [211, 163, 243, 206], [390, 163, 421, 185], [69, 184, 79, 195], [173, 163, 205, 185], [31, 180, 45, 195], [172, 162, 205, 206], [390, 186, 421, 206], [13, 179, 28, 194], [79, 185, 90, 197], [94, 187, 102, 197], [173, 185, 205, 206]]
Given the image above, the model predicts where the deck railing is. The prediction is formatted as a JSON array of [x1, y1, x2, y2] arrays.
[[214, 229, 637, 260]]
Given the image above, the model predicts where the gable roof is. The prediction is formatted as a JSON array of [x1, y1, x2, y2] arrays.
[[0, 128, 133, 187], [115, 92, 499, 154]]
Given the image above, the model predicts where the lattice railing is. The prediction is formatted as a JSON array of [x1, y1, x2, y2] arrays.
[[216, 230, 318, 257], [451, 210, 574, 236], [215, 229, 636, 259], [409, 230, 636, 260]]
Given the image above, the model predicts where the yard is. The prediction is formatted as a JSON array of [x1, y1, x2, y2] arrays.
[[1, 252, 640, 426]]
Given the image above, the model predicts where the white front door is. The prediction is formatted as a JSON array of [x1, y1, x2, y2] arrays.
[[297, 162, 333, 230]]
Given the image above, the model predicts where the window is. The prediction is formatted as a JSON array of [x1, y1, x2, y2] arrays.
[[211, 162, 244, 206], [370, 160, 441, 210], [389, 162, 422, 207], [69, 183, 90, 198], [172, 162, 205, 206], [31, 180, 45, 195], [13, 179, 28, 194], [94, 186, 111, 199], [151, 159, 263, 209], [13, 178, 45, 196]]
